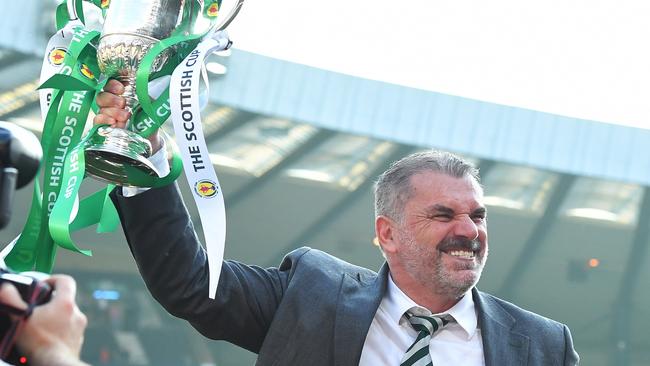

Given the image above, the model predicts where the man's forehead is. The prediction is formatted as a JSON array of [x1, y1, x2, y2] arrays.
[[408, 171, 484, 206], [409, 171, 482, 191]]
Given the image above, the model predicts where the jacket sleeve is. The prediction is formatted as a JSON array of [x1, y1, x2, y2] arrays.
[[563, 324, 580, 365], [111, 183, 292, 353]]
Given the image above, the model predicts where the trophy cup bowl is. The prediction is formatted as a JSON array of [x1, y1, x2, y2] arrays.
[[85, 0, 185, 186]]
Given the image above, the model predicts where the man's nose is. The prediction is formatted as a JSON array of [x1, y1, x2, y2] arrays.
[[453, 215, 479, 240]]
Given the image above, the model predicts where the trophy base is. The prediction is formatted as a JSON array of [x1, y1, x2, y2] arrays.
[[84, 126, 160, 187]]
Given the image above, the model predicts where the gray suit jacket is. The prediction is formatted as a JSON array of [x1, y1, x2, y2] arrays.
[[112, 183, 579, 365]]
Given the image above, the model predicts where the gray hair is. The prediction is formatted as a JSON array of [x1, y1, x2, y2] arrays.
[[374, 150, 480, 222]]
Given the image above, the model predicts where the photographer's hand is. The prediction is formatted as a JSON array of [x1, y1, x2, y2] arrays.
[[0, 275, 89, 366]]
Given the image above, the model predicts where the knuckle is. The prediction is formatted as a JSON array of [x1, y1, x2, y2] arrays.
[[77, 311, 88, 328], [56, 274, 74, 283], [58, 298, 76, 315]]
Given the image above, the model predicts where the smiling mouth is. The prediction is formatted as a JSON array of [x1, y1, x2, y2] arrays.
[[442, 249, 476, 260]]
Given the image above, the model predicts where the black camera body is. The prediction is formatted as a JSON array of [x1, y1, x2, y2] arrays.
[[0, 123, 46, 365], [0, 270, 52, 307], [0, 268, 53, 365], [0, 121, 42, 230]]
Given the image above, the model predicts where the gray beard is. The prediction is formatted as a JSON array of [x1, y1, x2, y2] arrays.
[[399, 233, 488, 299]]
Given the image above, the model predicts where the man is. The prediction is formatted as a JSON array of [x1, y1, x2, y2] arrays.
[[97, 80, 579, 365], [0, 275, 89, 366]]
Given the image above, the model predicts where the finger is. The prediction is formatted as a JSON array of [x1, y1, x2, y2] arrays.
[[98, 107, 131, 125], [93, 113, 116, 127], [104, 79, 125, 95], [45, 274, 77, 302], [96, 91, 126, 109], [0, 283, 28, 311]]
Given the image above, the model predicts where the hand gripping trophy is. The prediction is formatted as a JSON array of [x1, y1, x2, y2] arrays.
[[4, 0, 242, 279], [83, 0, 243, 186]]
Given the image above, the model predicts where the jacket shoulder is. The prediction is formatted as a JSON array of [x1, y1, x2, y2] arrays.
[[280, 247, 378, 281], [476, 290, 579, 365], [477, 290, 570, 334]]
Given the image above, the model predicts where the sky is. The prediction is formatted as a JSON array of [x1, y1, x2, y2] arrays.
[[225, 0, 650, 130]]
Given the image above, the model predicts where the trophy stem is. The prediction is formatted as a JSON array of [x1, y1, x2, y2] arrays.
[[84, 74, 160, 186], [84, 126, 160, 187], [116, 74, 139, 131], [85, 0, 188, 186]]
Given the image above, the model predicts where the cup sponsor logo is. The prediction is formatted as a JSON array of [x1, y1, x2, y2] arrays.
[[195, 180, 218, 198], [79, 64, 95, 80], [48, 48, 67, 66], [207, 3, 219, 17]]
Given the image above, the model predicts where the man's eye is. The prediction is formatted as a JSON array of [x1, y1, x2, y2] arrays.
[[472, 215, 486, 222], [433, 214, 453, 221]]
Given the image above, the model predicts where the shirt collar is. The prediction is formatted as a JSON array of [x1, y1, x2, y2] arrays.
[[385, 274, 478, 340]]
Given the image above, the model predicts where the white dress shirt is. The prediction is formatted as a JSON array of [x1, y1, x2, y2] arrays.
[[122, 139, 170, 197], [359, 275, 485, 365]]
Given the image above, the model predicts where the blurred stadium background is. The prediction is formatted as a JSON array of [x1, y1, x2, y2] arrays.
[[1, 1, 649, 365]]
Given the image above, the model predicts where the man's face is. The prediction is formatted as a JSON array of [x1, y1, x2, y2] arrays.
[[392, 171, 488, 298]]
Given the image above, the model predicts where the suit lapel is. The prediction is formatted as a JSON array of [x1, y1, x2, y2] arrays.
[[333, 263, 389, 366], [331, 271, 531, 365], [473, 289, 530, 366]]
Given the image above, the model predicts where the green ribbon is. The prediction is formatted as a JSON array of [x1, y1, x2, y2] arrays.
[[133, 0, 222, 136], [55, 0, 111, 30], [48, 124, 108, 255], [68, 185, 118, 233], [35, 89, 94, 271], [7, 0, 221, 272], [6, 23, 105, 272]]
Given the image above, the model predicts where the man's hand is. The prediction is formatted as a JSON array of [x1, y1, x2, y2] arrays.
[[94, 79, 162, 153], [0, 275, 89, 366]]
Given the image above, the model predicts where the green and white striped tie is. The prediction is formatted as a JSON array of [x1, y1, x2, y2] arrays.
[[400, 313, 455, 366]]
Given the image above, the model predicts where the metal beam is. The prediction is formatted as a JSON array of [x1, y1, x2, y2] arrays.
[[225, 129, 335, 208], [202, 109, 257, 143], [610, 187, 650, 366], [476, 159, 496, 183], [269, 145, 413, 267], [0, 78, 40, 119], [0, 100, 38, 120], [0, 50, 30, 71], [498, 174, 576, 298]]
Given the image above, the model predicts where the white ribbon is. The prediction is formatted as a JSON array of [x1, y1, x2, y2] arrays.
[[38, 20, 83, 120], [169, 31, 231, 299]]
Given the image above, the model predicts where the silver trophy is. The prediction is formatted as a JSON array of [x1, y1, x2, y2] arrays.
[[84, 0, 184, 186], [81, 0, 244, 186]]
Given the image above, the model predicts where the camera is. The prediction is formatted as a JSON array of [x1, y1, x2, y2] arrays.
[[0, 269, 53, 365], [0, 270, 52, 306], [0, 122, 47, 365], [0, 121, 41, 230]]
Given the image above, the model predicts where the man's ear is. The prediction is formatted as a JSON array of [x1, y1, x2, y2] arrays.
[[376, 215, 399, 254]]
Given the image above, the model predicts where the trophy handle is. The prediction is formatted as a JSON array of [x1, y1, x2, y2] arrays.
[[66, 0, 81, 21], [214, 0, 246, 32], [66, 0, 101, 23], [66, 0, 109, 23]]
